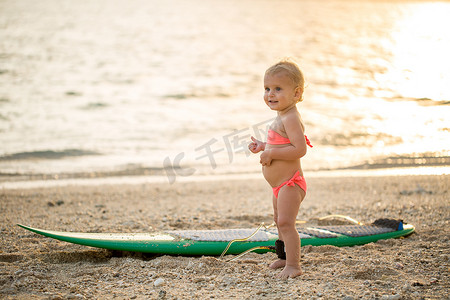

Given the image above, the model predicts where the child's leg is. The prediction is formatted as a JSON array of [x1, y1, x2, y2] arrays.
[[269, 194, 286, 269], [275, 185, 305, 279]]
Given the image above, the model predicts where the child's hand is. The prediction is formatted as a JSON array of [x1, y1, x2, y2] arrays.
[[260, 149, 272, 166], [248, 136, 265, 154]]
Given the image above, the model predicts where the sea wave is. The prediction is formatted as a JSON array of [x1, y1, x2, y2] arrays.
[[162, 88, 234, 100], [0, 149, 101, 161], [80, 102, 109, 110], [386, 96, 450, 106], [320, 133, 403, 147], [344, 154, 450, 170]]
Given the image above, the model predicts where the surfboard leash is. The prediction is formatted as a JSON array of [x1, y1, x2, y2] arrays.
[[225, 245, 276, 262], [221, 216, 361, 261], [219, 220, 306, 261], [219, 222, 275, 260]]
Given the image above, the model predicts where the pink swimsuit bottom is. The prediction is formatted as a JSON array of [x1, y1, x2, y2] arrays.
[[267, 129, 311, 198], [272, 171, 306, 198]]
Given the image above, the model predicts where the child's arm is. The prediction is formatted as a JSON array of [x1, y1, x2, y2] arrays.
[[248, 136, 266, 153], [260, 115, 307, 165]]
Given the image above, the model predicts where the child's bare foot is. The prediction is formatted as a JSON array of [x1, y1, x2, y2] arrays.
[[277, 265, 303, 279], [269, 259, 286, 269]]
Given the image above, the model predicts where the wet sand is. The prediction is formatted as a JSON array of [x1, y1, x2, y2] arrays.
[[0, 174, 449, 299]]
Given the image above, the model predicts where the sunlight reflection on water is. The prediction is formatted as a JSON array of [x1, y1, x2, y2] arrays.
[[0, 0, 449, 178]]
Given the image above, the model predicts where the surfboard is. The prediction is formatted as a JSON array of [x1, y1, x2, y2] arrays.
[[17, 218, 414, 256]]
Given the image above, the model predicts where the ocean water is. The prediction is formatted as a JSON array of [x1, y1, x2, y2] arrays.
[[1, 0, 449, 182]]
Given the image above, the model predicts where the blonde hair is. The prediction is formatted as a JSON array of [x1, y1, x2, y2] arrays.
[[265, 59, 305, 102]]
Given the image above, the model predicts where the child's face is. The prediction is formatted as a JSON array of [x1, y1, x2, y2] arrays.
[[264, 71, 301, 112]]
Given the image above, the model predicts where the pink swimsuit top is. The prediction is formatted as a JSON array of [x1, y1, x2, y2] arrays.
[[267, 129, 313, 147]]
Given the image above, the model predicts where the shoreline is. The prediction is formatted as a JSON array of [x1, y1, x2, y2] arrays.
[[1, 165, 448, 190]]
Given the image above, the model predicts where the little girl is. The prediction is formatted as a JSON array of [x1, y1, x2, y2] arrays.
[[248, 59, 312, 279]]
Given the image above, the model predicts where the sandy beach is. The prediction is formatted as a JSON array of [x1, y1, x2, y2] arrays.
[[0, 173, 448, 299]]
